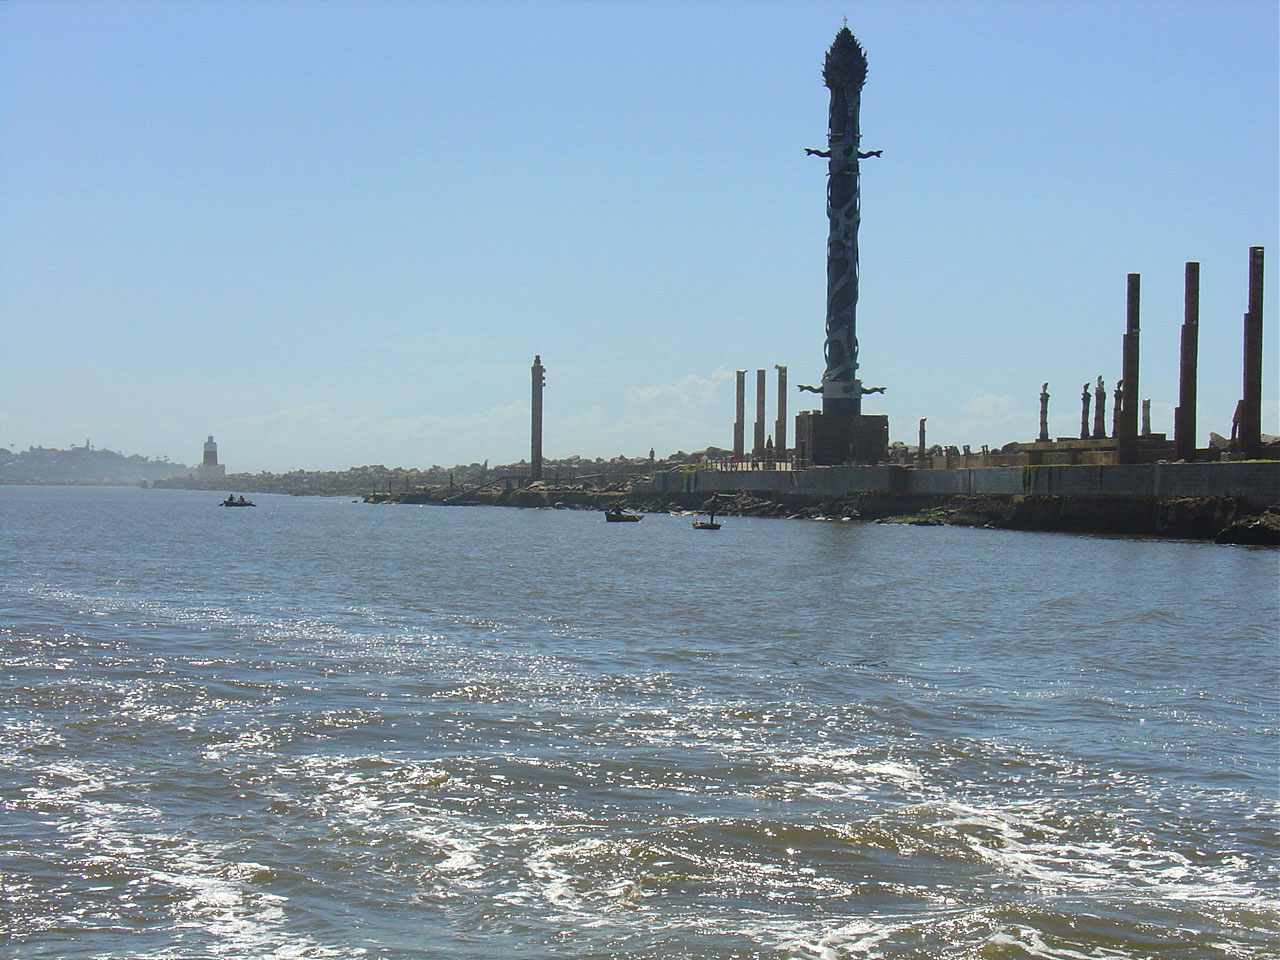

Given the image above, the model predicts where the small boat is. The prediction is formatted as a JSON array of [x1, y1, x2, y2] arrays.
[[693, 505, 721, 530], [219, 495, 256, 507], [604, 509, 642, 522]]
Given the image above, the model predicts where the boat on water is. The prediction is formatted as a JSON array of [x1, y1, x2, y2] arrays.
[[693, 501, 721, 530], [603, 509, 642, 522], [219, 495, 256, 507]]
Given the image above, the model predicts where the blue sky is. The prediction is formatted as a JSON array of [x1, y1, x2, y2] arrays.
[[3, 0, 1276, 472]]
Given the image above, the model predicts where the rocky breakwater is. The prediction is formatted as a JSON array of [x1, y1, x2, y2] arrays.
[[629, 490, 1280, 544], [370, 485, 1279, 545], [872, 494, 1280, 544], [367, 483, 634, 512]]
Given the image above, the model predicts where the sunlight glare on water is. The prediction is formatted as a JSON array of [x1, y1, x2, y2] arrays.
[[1, 485, 1277, 959]]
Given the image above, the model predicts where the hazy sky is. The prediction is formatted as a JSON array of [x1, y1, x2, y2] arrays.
[[3, 0, 1276, 472]]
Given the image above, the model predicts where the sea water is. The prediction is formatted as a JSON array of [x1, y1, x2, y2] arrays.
[[1, 484, 1276, 959]]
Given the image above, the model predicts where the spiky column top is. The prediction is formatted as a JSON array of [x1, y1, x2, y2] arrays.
[[823, 26, 867, 90]]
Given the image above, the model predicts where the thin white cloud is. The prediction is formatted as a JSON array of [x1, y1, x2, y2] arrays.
[[625, 369, 733, 413], [927, 391, 1030, 448]]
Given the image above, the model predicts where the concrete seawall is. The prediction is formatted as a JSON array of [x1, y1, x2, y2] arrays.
[[634, 461, 1280, 508]]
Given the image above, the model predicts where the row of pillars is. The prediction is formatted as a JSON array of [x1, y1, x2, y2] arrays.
[[733, 366, 788, 459], [1152, 248, 1264, 461], [1037, 248, 1264, 463]]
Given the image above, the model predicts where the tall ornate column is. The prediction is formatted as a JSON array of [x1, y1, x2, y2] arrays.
[[817, 27, 875, 416], [795, 26, 889, 466]]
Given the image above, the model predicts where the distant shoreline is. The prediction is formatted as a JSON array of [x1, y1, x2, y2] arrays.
[[8, 474, 1276, 545]]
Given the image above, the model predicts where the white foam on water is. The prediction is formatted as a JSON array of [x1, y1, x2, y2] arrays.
[[434, 834, 482, 875], [3, 744, 362, 958], [776, 748, 929, 792], [987, 923, 1131, 960], [926, 794, 1280, 916], [526, 859, 579, 909], [789, 778, 872, 801], [764, 912, 953, 960]]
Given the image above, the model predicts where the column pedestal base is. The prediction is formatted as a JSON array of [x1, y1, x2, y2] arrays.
[[795, 411, 889, 465]]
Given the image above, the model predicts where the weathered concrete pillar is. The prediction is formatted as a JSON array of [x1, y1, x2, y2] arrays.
[[774, 365, 788, 458], [530, 355, 545, 480], [917, 417, 927, 463], [1141, 399, 1151, 437], [1117, 274, 1141, 463], [1038, 382, 1050, 442], [733, 370, 745, 458], [1080, 383, 1091, 439], [1241, 246, 1265, 459], [1174, 261, 1200, 460], [1092, 376, 1106, 439], [754, 369, 767, 457]]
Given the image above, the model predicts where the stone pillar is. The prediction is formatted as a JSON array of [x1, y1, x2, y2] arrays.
[[774, 365, 788, 458], [1141, 399, 1151, 437], [1116, 274, 1141, 463], [1038, 382, 1050, 442], [1112, 380, 1123, 439], [754, 369, 767, 457], [917, 418, 927, 464], [1092, 376, 1106, 439], [733, 370, 745, 458], [1241, 246, 1265, 459], [530, 355, 545, 480], [1174, 261, 1200, 460], [1080, 383, 1091, 440]]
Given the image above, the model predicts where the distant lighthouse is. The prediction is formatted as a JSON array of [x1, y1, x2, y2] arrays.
[[198, 434, 226, 477]]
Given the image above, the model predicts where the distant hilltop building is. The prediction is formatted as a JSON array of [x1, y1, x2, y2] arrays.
[[197, 434, 226, 477]]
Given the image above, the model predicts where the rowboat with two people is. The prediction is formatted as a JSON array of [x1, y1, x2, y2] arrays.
[[603, 509, 642, 522]]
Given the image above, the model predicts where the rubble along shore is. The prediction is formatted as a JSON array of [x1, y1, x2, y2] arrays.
[[367, 487, 1280, 546]]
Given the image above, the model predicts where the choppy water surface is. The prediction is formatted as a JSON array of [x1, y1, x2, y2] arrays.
[[1, 484, 1276, 959]]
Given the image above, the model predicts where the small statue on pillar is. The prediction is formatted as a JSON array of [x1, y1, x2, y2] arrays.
[[1080, 382, 1092, 440], [1038, 382, 1050, 442], [1112, 379, 1124, 438], [1093, 376, 1106, 439]]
